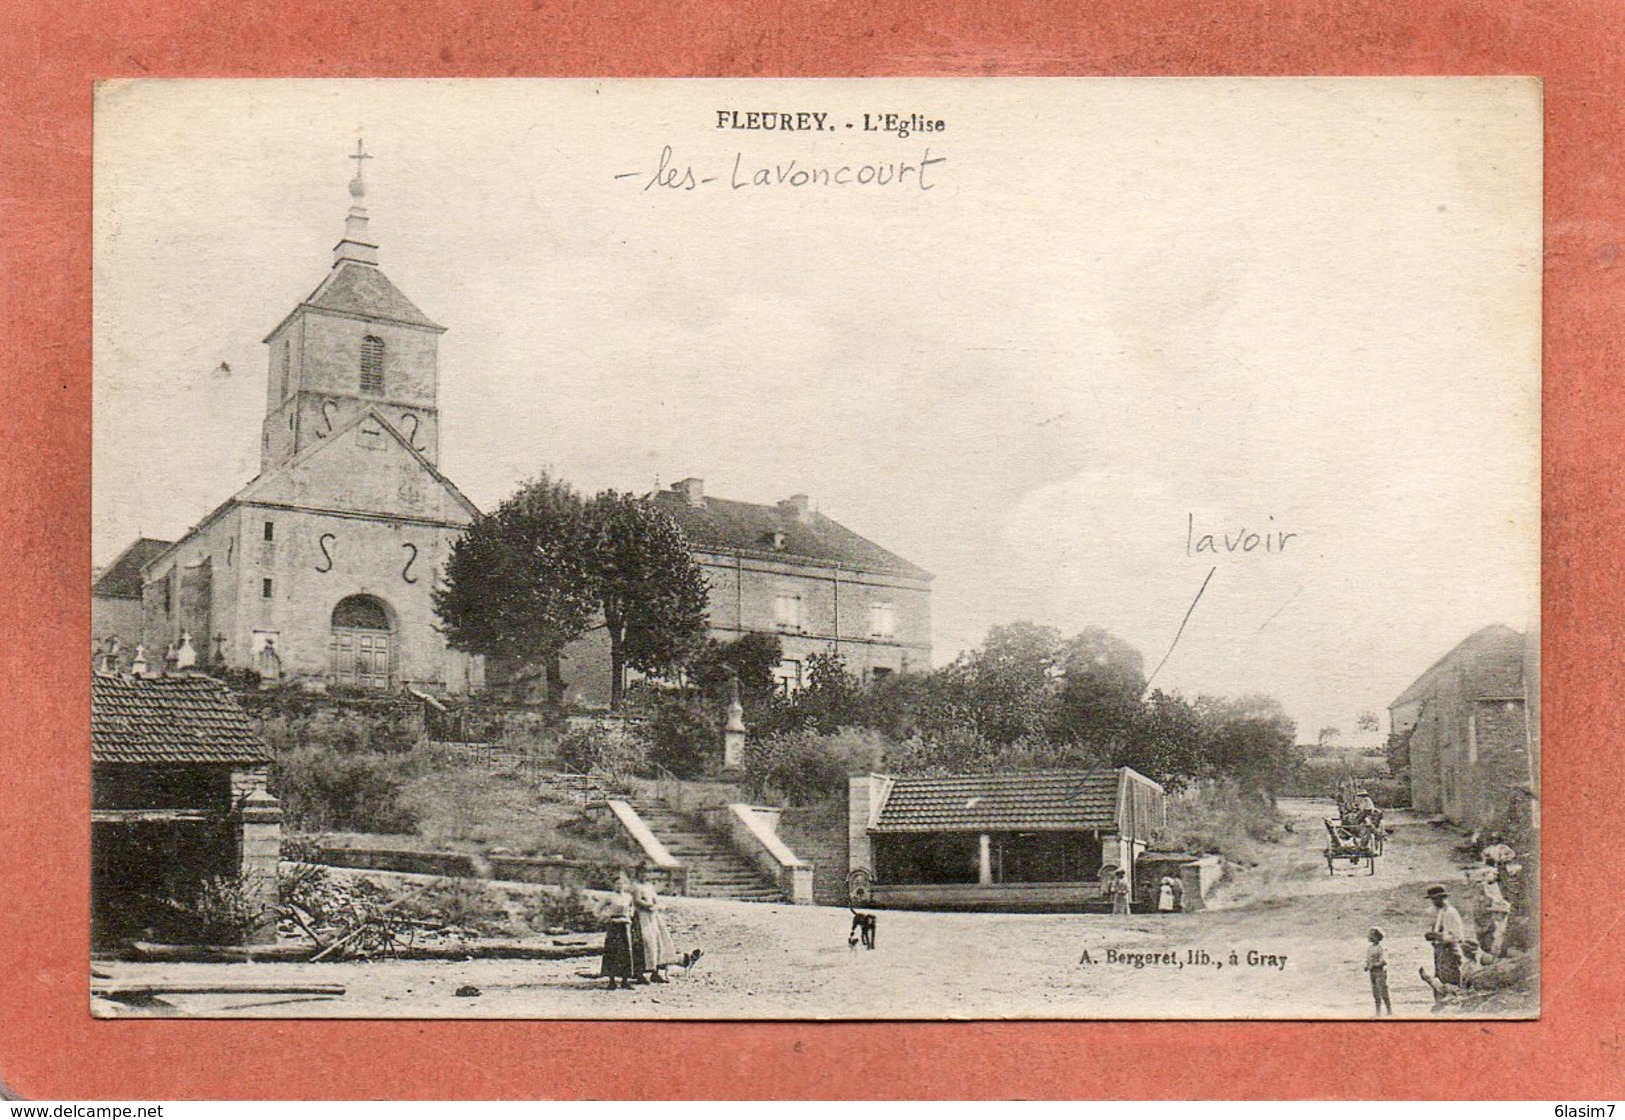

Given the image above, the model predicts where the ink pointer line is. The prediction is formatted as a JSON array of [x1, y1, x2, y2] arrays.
[[1144, 565, 1217, 691]]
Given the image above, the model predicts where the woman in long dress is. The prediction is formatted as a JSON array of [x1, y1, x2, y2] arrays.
[[632, 864, 677, 983], [598, 875, 637, 990]]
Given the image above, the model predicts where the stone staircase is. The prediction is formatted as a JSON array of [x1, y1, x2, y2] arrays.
[[629, 800, 785, 903]]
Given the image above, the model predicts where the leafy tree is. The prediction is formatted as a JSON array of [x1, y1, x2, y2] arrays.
[[1055, 626, 1148, 747], [689, 632, 782, 704], [1197, 694, 1302, 799], [433, 475, 598, 704], [587, 491, 711, 707], [1355, 709, 1380, 734], [791, 651, 867, 735], [1120, 689, 1209, 790], [945, 621, 1064, 746]]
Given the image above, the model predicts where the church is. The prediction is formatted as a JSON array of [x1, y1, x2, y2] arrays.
[[94, 145, 932, 703], [93, 145, 485, 694]]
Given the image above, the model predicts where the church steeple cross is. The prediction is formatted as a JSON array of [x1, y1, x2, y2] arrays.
[[349, 138, 372, 183]]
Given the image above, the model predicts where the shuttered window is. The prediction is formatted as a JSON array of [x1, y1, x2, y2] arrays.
[[359, 336, 385, 394]]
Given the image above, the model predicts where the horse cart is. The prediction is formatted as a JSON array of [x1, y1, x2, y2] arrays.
[[1323, 816, 1380, 875]]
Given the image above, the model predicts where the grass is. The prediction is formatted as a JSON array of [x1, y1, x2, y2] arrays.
[[279, 744, 635, 865]]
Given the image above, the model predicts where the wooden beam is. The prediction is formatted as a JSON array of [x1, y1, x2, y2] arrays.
[[92, 809, 223, 823], [92, 981, 345, 998]]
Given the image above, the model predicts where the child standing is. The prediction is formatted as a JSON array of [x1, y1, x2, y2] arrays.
[[1365, 926, 1393, 1016]]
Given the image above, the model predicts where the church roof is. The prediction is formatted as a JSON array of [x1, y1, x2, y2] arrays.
[[650, 489, 931, 580], [265, 260, 444, 340], [92, 673, 272, 766], [1390, 624, 1527, 709], [93, 537, 173, 599], [871, 769, 1155, 833], [231, 407, 480, 522]]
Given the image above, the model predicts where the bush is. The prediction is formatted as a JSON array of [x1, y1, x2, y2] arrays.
[[402, 878, 512, 937], [558, 724, 648, 779], [273, 747, 421, 834], [1151, 779, 1284, 857], [639, 693, 719, 778], [169, 873, 274, 945], [746, 728, 888, 805], [522, 886, 610, 934]]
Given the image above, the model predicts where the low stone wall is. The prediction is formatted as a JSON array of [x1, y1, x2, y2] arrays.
[[312, 846, 477, 879], [308, 844, 649, 894], [714, 803, 813, 905], [775, 806, 850, 906], [871, 881, 1106, 912]]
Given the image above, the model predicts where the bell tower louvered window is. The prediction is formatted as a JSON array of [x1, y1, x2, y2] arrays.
[[359, 335, 385, 395]]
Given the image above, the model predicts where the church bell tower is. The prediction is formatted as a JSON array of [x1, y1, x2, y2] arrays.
[[260, 141, 446, 474]]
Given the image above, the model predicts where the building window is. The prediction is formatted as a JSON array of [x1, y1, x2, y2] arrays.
[[359, 335, 385, 395], [871, 666, 894, 683], [773, 659, 804, 696], [279, 338, 291, 400], [869, 602, 896, 639], [263, 520, 275, 542], [774, 592, 803, 632], [262, 578, 274, 599], [1467, 713, 1478, 765]]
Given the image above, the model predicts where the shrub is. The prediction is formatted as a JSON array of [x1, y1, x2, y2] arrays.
[[558, 724, 648, 779], [403, 878, 512, 937], [746, 728, 888, 805], [639, 693, 719, 778], [169, 873, 274, 945], [1151, 779, 1284, 857], [273, 746, 421, 834], [522, 886, 610, 934]]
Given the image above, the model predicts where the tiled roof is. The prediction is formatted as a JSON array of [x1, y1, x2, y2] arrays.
[[872, 770, 1131, 833], [289, 261, 444, 333], [92, 538, 172, 599], [1390, 624, 1527, 708], [650, 490, 930, 579], [92, 674, 272, 765]]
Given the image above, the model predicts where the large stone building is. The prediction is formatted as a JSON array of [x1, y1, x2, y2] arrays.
[[96, 151, 483, 694], [1389, 623, 1538, 835], [556, 477, 933, 706]]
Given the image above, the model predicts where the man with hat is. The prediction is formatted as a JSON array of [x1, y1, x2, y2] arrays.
[[1424, 883, 1466, 986]]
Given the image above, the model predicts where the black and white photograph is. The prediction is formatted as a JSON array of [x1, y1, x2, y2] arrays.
[[90, 78, 1540, 1019]]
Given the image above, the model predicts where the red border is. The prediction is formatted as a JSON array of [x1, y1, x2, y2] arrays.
[[3, 0, 1621, 1100]]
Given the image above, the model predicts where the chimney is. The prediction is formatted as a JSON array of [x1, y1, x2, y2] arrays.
[[673, 477, 705, 507], [779, 494, 812, 522]]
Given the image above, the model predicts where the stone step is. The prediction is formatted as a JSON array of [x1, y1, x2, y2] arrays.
[[626, 799, 783, 903]]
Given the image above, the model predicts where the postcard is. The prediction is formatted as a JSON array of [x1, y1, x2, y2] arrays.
[[89, 77, 1540, 1019]]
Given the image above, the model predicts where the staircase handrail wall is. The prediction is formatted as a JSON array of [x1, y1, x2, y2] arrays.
[[722, 803, 814, 905], [603, 799, 689, 896]]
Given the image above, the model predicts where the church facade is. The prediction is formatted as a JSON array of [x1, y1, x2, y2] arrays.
[[102, 152, 484, 694]]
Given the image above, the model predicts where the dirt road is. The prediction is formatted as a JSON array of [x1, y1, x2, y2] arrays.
[[96, 801, 1528, 1019]]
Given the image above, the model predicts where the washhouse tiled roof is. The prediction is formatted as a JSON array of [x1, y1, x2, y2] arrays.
[[871, 769, 1135, 833], [92, 673, 272, 765]]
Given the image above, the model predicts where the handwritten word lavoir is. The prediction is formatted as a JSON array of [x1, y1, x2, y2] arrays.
[[1186, 513, 1299, 557]]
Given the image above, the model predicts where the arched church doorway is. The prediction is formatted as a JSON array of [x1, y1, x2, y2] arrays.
[[329, 594, 394, 689]]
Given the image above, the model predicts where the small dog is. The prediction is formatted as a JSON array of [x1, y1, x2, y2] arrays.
[[679, 948, 705, 974], [848, 909, 877, 951]]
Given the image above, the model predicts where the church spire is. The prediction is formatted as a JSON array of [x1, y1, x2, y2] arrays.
[[333, 138, 380, 268]]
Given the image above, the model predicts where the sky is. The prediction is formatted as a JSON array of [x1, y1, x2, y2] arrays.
[[92, 78, 1542, 740]]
